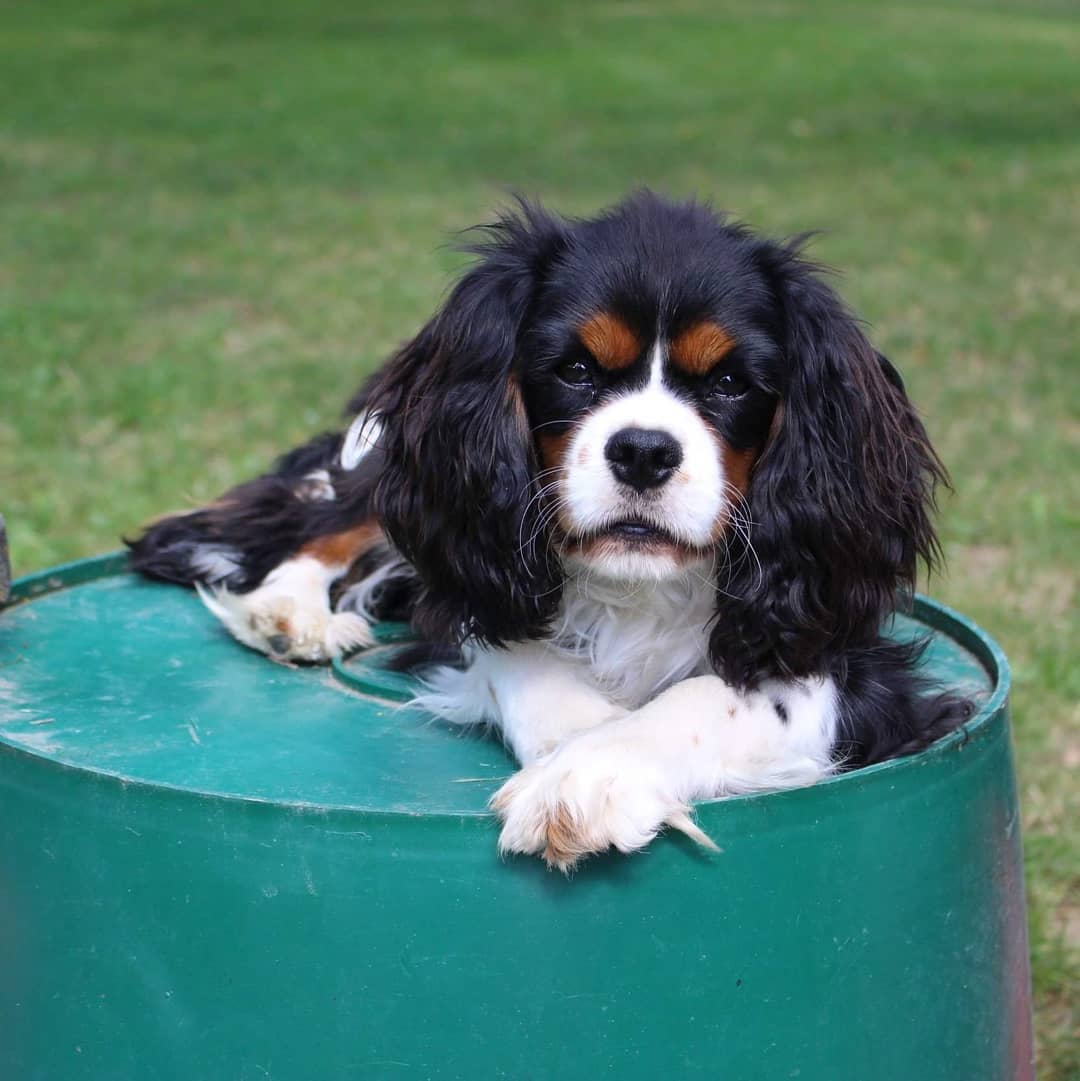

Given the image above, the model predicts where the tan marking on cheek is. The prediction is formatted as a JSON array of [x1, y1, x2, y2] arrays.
[[579, 312, 641, 370], [576, 445, 589, 467], [537, 432, 572, 474], [670, 322, 736, 376], [299, 521, 383, 567], [535, 430, 579, 534], [742, 402, 784, 487], [721, 444, 757, 497], [708, 433, 762, 543]]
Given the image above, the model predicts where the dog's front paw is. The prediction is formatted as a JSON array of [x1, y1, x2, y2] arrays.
[[490, 727, 715, 872]]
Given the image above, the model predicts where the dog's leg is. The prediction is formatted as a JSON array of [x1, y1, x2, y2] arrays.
[[414, 643, 627, 764], [129, 420, 398, 663], [127, 430, 354, 592], [491, 674, 838, 871], [199, 523, 385, 663]]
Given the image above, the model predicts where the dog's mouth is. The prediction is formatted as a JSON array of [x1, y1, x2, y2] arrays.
[[604, 519, 672, 542], [568, 518, 695, 553]]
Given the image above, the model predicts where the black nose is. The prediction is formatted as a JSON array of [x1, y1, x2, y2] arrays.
[[604, 427, 683, 491]]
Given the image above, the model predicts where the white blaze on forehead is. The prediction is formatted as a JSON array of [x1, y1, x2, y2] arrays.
[[647, 339, 665, 388], [561, 377, 727, 557]]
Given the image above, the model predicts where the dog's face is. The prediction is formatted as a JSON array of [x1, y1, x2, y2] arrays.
[[367, 193, 945, 684], [518, 209, 780, 582]]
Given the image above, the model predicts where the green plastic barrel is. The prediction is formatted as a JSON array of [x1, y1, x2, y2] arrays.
[[0, 555, 1034, 1080]]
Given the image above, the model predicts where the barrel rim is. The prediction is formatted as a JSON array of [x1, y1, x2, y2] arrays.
[[1, 552, 1011, 817]]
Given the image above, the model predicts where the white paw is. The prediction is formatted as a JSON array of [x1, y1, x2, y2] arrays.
[[490, 726, 716, 872], [197, 580, 372, 663]]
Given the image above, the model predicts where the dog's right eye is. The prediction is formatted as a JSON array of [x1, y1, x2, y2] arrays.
[[556, 359, 595, 388]]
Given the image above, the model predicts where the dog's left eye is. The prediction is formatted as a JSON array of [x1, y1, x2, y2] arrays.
[[709, 372, 749, 398], [556, 359, 595, 388]]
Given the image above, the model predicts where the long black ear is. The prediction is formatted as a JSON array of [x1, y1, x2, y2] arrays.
[[360, 202, 568, 646], [710, 240, 948, 686]]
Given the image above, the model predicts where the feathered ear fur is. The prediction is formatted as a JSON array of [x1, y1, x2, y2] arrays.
[[710, 241, 948, 686], [359, 202, 569, 646]]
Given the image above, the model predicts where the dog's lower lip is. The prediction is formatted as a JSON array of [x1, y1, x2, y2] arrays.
[[610, 520, 656, 537]]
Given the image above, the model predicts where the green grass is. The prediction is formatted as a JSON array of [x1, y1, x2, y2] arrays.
[[2, 0, 1076, 1072]]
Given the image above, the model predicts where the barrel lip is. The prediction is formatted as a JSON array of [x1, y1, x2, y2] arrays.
[[3, 553, 1011, 819], [5, 550, 130, 605], [779, 591, 1012, 798]]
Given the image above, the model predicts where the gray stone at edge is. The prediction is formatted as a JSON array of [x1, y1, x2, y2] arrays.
[[0, 514, 9, 604]]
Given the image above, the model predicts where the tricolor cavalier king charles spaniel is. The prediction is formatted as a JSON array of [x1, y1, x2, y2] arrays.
[[129, 192, 968, 870]]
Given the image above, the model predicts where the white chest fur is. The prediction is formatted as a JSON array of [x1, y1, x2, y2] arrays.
[[549, 568, 716, 708]]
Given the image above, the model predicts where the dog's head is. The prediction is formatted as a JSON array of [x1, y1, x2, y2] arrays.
[[364, 192, 946, 684]]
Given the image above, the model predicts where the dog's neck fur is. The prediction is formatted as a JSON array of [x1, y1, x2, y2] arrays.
[[550, 567, 715, 709]]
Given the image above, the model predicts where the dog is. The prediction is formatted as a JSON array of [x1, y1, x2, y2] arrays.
[[128, 191, 969, 870]]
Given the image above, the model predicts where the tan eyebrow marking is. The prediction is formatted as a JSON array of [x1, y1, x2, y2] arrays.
[[579, 312, 641, 371], [670, 322, 736, 376]]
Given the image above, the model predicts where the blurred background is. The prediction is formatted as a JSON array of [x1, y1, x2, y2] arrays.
[[1, 0, 1076, 1071]]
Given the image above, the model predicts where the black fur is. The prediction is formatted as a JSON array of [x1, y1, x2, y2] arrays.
[[126, 431, 378, 591], [358, 201, 569, 645], [832, 640, 974, 768], [707, 240, 949, 688], [127, 191, 968, 766]]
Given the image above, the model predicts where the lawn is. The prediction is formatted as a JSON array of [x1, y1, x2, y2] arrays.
[[1, 0, 1076, 1072]]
